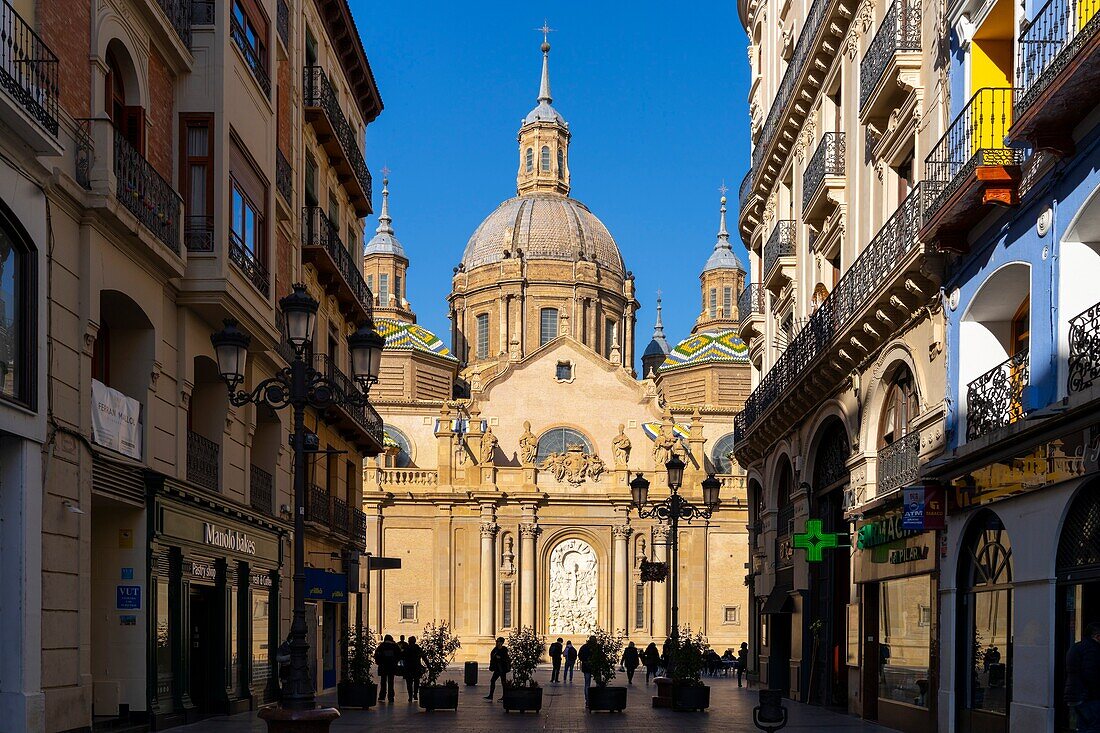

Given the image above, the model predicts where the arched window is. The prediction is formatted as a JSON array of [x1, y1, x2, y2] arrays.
[[536, 427, 593, 462], [557, 148, 565, 179], [384, 426, 413, 468], [541, 146, 551, 172], [0, 203, 34, 407], [525, 147, 534, 172], [476, 313, 490, 359], [711, 433, 738, 474], [105, 45, 143, 152], [539, 307, 558, 346], [880, 365, 919, 447]]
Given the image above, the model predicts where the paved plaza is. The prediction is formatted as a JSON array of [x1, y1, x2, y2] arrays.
[[175, 669, 899, 732]]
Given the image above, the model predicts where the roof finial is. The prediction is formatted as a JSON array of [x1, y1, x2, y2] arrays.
[[716, 183, 730, 245], [375, 168, 393, 236], [536, 20, 554, 104], [654, 289, 665, 335]]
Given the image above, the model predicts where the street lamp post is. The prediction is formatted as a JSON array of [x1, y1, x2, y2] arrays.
[[630, 457, 721, 654], [210, 284, 384, 729]]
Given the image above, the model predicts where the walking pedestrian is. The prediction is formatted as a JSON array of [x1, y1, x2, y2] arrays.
[[485, 637, 510, 700], [621, 641, 640, 684], [643, 642, 660, 684], [1066, 621, 1100, 732], [661, 636, 674, 676], [374, 634, 400, 703], [737, 642, 749, 688], [549, 637, 564, 683], [563, 640, 577, 682], [578, 635, 596, 704], [402, 635, 425, 702]]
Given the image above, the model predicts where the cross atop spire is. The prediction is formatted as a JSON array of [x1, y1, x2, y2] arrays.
[[718, 180, 729, 197], [375, 170, 393, 236], [537, 20, 555, 44], [536, 21, 554, 104]]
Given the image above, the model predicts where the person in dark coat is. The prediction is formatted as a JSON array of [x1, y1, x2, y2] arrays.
[[549, 638, 564, 683], [737, 642, 749, 687], [662, 637, 674, 676], [374, 634, 401, 703], [563, 640, 578, 682], [402, 636, 426, 702], [485, 637, 510, 700], [643, 642, 661, 684], [1066, 622, 1100, 732], [621, 641, 640, 684], [578, 636, 597, 704]]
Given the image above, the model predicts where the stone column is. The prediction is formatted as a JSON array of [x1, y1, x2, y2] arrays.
[[612, 524, 633, 633], [479, 520, 499, 637], [519, 523, 540, 628], [652, 525, 670, 639]]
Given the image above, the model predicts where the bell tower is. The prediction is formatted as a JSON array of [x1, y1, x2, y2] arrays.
[[516, 28, 571, 197], [694, 192, 746, 334]]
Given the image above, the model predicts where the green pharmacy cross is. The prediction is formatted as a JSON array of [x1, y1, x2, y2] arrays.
[[793, 519, 847, 562]]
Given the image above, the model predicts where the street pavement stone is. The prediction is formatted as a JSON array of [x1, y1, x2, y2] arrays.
[[174, 668, 899, 732]]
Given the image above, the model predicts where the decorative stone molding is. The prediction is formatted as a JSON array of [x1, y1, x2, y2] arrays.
[[480, 521, 500, 539], [652, 525, 671, 542], [612, 524, 634, 540], [539, 446, 606, 485], [519, 523, 542, 539]]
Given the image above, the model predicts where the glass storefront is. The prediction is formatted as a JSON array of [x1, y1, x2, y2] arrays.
[[879, 575, 932, 708], [251, 586, 271, 691], [968, 588, 1010, 715]]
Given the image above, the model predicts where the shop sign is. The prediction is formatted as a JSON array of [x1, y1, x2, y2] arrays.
[[793, 519, 847, 562], [924, 483, 946, 529], [203, 522, 257, 555], [91, 379, 142, 460], [889, 545, 929, 564], [191, 562, 216, 580], [902, 488, 925, 530], [304, 568, 348, 603], [116, 585, 141, 609], [856, 512, 918, 550], [251, 572, 273, 587]]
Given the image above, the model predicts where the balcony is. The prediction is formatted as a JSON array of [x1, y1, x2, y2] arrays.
[[185, 215, 214, 252], [738, 283, 766, 340], [303, 487, 366, 548], [250, 465, 273, 515], [0, 0, 59, 151], [1011, 0, 1100, 154], [115, 130, 185, 254], [306, 484, 331, 525], [350, 506, 366, 549], [303, 66, 373, 217], [966, 350, 1029, 441], [301, 206, 374, 325], [152, 0, 194, 47], [859, 0, 922, 121], [802, 132, 846, 223], [734, 187, 936, 462], [762, 220, 796, 291], [1068, 299, 1100, 393], [739, 168, 759, 231], [313, 353, 385, 453], [187, 430, 219, 492], [877, 430, 919, 494], [374, 467, 439, 489], [277, 0, 290, 48], [276, 148, 292, 204], [920, 88, 1023, 252], [231, 13, 271, 98], [333, 496, 350, 534], [228, 230, 270, 296]]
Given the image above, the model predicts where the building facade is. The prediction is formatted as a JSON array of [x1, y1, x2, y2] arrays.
[[362, 41, 753, 660], [0, 1, 385, 730]]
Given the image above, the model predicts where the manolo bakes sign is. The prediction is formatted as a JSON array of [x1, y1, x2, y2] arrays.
[[203, 523, 257, 555]]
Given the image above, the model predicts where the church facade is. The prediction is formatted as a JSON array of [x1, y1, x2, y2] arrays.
[[362, 39, 752, 658]]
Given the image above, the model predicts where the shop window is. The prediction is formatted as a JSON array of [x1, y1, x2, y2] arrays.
[[476, 313, 489, 359], [536, 427, 593, 463], [251, 582, 271, 690], [0, 205, 35, 407], [539, 307, 558, 346], [400, 603, 418, 622], [878, 575, 931, 708]]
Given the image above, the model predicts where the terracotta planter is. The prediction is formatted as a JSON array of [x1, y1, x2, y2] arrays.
[[502, 685, 543, 712], [336, 680, 377, 708], [587, 685, 627, 713], [671, 683, 710, 712], [418, 684, 459, 711]]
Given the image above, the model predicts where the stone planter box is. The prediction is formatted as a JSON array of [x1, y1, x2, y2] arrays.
[[587, 685, 627, 713], [501, 685, 543, 712], [336, 680, 377, 708], [671, 683, 710, 712], [419, 684, 459, 711]]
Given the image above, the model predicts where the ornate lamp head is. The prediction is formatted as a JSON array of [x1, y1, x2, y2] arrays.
[[210, 319, 251, 390]]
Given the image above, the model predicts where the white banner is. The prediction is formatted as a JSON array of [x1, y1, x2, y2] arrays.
[[91, 379, 143, 460]]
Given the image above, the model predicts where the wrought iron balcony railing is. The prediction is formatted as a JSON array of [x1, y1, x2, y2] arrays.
[[736, 187, 924, 441], [1068, 299, 1100, 393], [859, 0, 922, 112], [231, 14, 270, 97], [333, 496, 350, 534], [313, 352, 385, 448], [739, 168, 755, 217], [191, 0, 215, 25], [303, 66, 372, 207], [738, 283, 765, 326], [306, 484, 330, 525], [966, 349, 1029, 441], [185, 215, 213, 252], [250, 465, 273, 515], [301, 206, 374, 318], [229, 230, 270, 296], [277, 0, 290, 47], [877, 430, 920, 494], [0, 0, 59, 136], [751, 0, 830, 175], [153, 0, 193, 47], [802, 132, 845, 210], [1017, 0, 1100, 116], [350, 506, 367, 548], [923, 88, 1021, 219], [276, 147, 292, 203], [115, 129, 183, 253], [187, 430, 220, 492], [763, 220, 796, 281]]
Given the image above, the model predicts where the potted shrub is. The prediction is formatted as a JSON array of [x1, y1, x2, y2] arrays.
[[586, 628, 627, 713], [669, 629, 711, 712], [337, 625, 377, 708], [418, 620, 461, 711], [502, 626, 545, 713]]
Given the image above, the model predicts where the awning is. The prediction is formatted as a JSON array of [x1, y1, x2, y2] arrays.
[[761, 581, 793, 615]]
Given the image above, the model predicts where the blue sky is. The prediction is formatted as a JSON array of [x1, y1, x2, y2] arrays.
[[354, 1, 751, 370]]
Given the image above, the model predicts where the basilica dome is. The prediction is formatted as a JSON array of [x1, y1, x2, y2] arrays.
[[460, 192, 625, 275]]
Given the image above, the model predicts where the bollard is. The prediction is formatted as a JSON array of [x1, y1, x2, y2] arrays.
[[752, 689, 788, 732]]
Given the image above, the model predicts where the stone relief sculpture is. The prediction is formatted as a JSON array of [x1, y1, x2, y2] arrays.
[[652, 425, 679, 466], [635, 537, 647, 569], [541, 452, 568, 481], [501, 534, 515, 576], [539, 446, 606, 485], [547, 538, 598, 634], [587, 454, 606, 482], [612, 424, 631, 466], [519, 421, 538, 465], [481, 426, 498, 464]]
